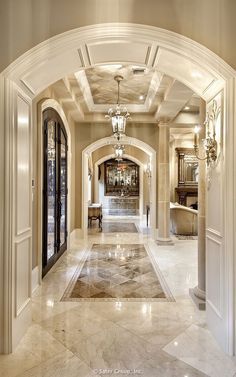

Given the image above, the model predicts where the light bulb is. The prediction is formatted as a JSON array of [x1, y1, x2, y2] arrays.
[[194, 125, 201, 134]]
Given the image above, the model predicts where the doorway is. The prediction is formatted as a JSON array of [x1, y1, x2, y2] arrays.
[[42, 108, 68, 277]]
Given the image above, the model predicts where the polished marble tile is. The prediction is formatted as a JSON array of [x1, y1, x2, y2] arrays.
[[1, 219, 229, 377], [138, 351, 209, 377], [102, 222, 138, 233], [62, 243, 169, 301], [40, 305, 118, 349], [16, 350, 94, 377], [0, 324, 67, 377], [163, 324, 236, 377], [70, 324, 157, 371]]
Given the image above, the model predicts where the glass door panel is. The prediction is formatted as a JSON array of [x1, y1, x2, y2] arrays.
[[47, 120, 56, 261], [42, 109, 68, 277], [59, 130, 67, 248]]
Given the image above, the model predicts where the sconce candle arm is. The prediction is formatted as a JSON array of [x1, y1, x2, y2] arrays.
[[193, 100, 219, 166]]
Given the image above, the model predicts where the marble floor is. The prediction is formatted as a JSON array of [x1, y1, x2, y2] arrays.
[[62, 243, 170, 301], [1, 218, 236, 377], [101, 222, 138, 233]]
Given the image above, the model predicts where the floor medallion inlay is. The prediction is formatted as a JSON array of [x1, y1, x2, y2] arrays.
[[61, 244, 174, 302]]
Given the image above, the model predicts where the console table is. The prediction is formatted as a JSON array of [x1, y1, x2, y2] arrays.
[[88, 203, 103, 230], [102, 196, 139, 216]]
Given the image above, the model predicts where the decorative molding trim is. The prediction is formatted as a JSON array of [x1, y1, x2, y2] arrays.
[[1, 24, 235, 101], [206, 235, 223, 324], [83, 135, 156, 156], [31, 266, 39, 294], [206, 228, 223, 239], [207, 299, 223, 320]]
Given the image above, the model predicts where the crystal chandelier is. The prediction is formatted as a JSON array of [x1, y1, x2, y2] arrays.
[[114, 144, 125, 161], [105, 75, 130, 141]]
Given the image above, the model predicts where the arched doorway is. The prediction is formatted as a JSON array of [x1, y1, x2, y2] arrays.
[[42, 108, 68, 277], [82, 136, 156, 238], [94, 153, 145, 222], [0, 24, 235, 355]]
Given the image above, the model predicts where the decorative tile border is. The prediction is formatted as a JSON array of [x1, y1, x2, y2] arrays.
[[61, 243, 175, 302]]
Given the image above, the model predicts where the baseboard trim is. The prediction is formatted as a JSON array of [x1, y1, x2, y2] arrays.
[[70, 228, 84, 243], [32, 266, 39, 294]]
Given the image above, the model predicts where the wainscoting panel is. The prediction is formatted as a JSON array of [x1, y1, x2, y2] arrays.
[[12, 90, 32, 350], [15, 237, 31, 316], [206, 235, 222, 317], [16, 95, 31, 236], [206, 91, 227, 351]]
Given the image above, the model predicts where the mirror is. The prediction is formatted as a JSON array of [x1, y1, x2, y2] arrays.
[[176, 148, 198, 186], [104, 158, 139, 196]]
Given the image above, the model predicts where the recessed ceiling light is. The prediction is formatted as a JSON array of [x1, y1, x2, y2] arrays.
[[191, 71, 203, 78], [101, 64, 122, 70], [133, 67, 146, 75], [139, 95, 144, 100], [184, 106, 190, 110]]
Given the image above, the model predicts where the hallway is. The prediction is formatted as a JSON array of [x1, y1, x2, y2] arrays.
[[1, 220, 235, 377]]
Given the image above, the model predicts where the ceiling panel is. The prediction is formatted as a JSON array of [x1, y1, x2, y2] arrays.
[[86, 41, 151, 66]]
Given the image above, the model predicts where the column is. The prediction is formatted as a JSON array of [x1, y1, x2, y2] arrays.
[[157, 122, 173, 245], [190, 99, 206, 310]]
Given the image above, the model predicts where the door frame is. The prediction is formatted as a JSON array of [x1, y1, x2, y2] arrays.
[[37, 99, 72, 281], [42, 108, 68, 277]]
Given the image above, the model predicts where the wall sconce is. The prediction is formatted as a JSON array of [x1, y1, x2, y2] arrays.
[[193, 100, 219, 166], [144, 162, 152, 178]]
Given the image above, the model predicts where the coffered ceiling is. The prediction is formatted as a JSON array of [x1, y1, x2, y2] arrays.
[[51, 63, 200, 130]]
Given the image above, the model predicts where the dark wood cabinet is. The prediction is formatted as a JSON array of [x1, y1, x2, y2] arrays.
[[104, 158, 139, 196], [175, 148, 198, 206]]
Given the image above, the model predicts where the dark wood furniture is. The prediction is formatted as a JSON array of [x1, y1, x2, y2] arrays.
[[88, 203, 103, 230], [146, 204, 150, 227], [175, 186, 198, 206], [104, 158, 139, 197], [175, 148, 198, 206]]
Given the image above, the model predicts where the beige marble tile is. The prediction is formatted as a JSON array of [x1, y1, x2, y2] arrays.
[[16, 350, 94, 377], [0, 324, 67, 377], [32, 301, 81, 323], [163, 324, 236, 377], [70, 325, 157, 371], [1, 219, 213, 377], [40, 306, 117, 348], [138, 353, 209, 377], [115, 309, 190, 347]]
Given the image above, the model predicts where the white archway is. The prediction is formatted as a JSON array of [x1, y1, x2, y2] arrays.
[[0, 23, 235, 355], [82, 136, 156, 237], [93, 154, 144, 221]]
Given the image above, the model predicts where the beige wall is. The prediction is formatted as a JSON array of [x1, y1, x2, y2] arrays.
[[74, 122, 158, 227], [1, 1, 236, 72]]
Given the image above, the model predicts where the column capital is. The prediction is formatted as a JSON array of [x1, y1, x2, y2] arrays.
[[158, 121, 171, 128]]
